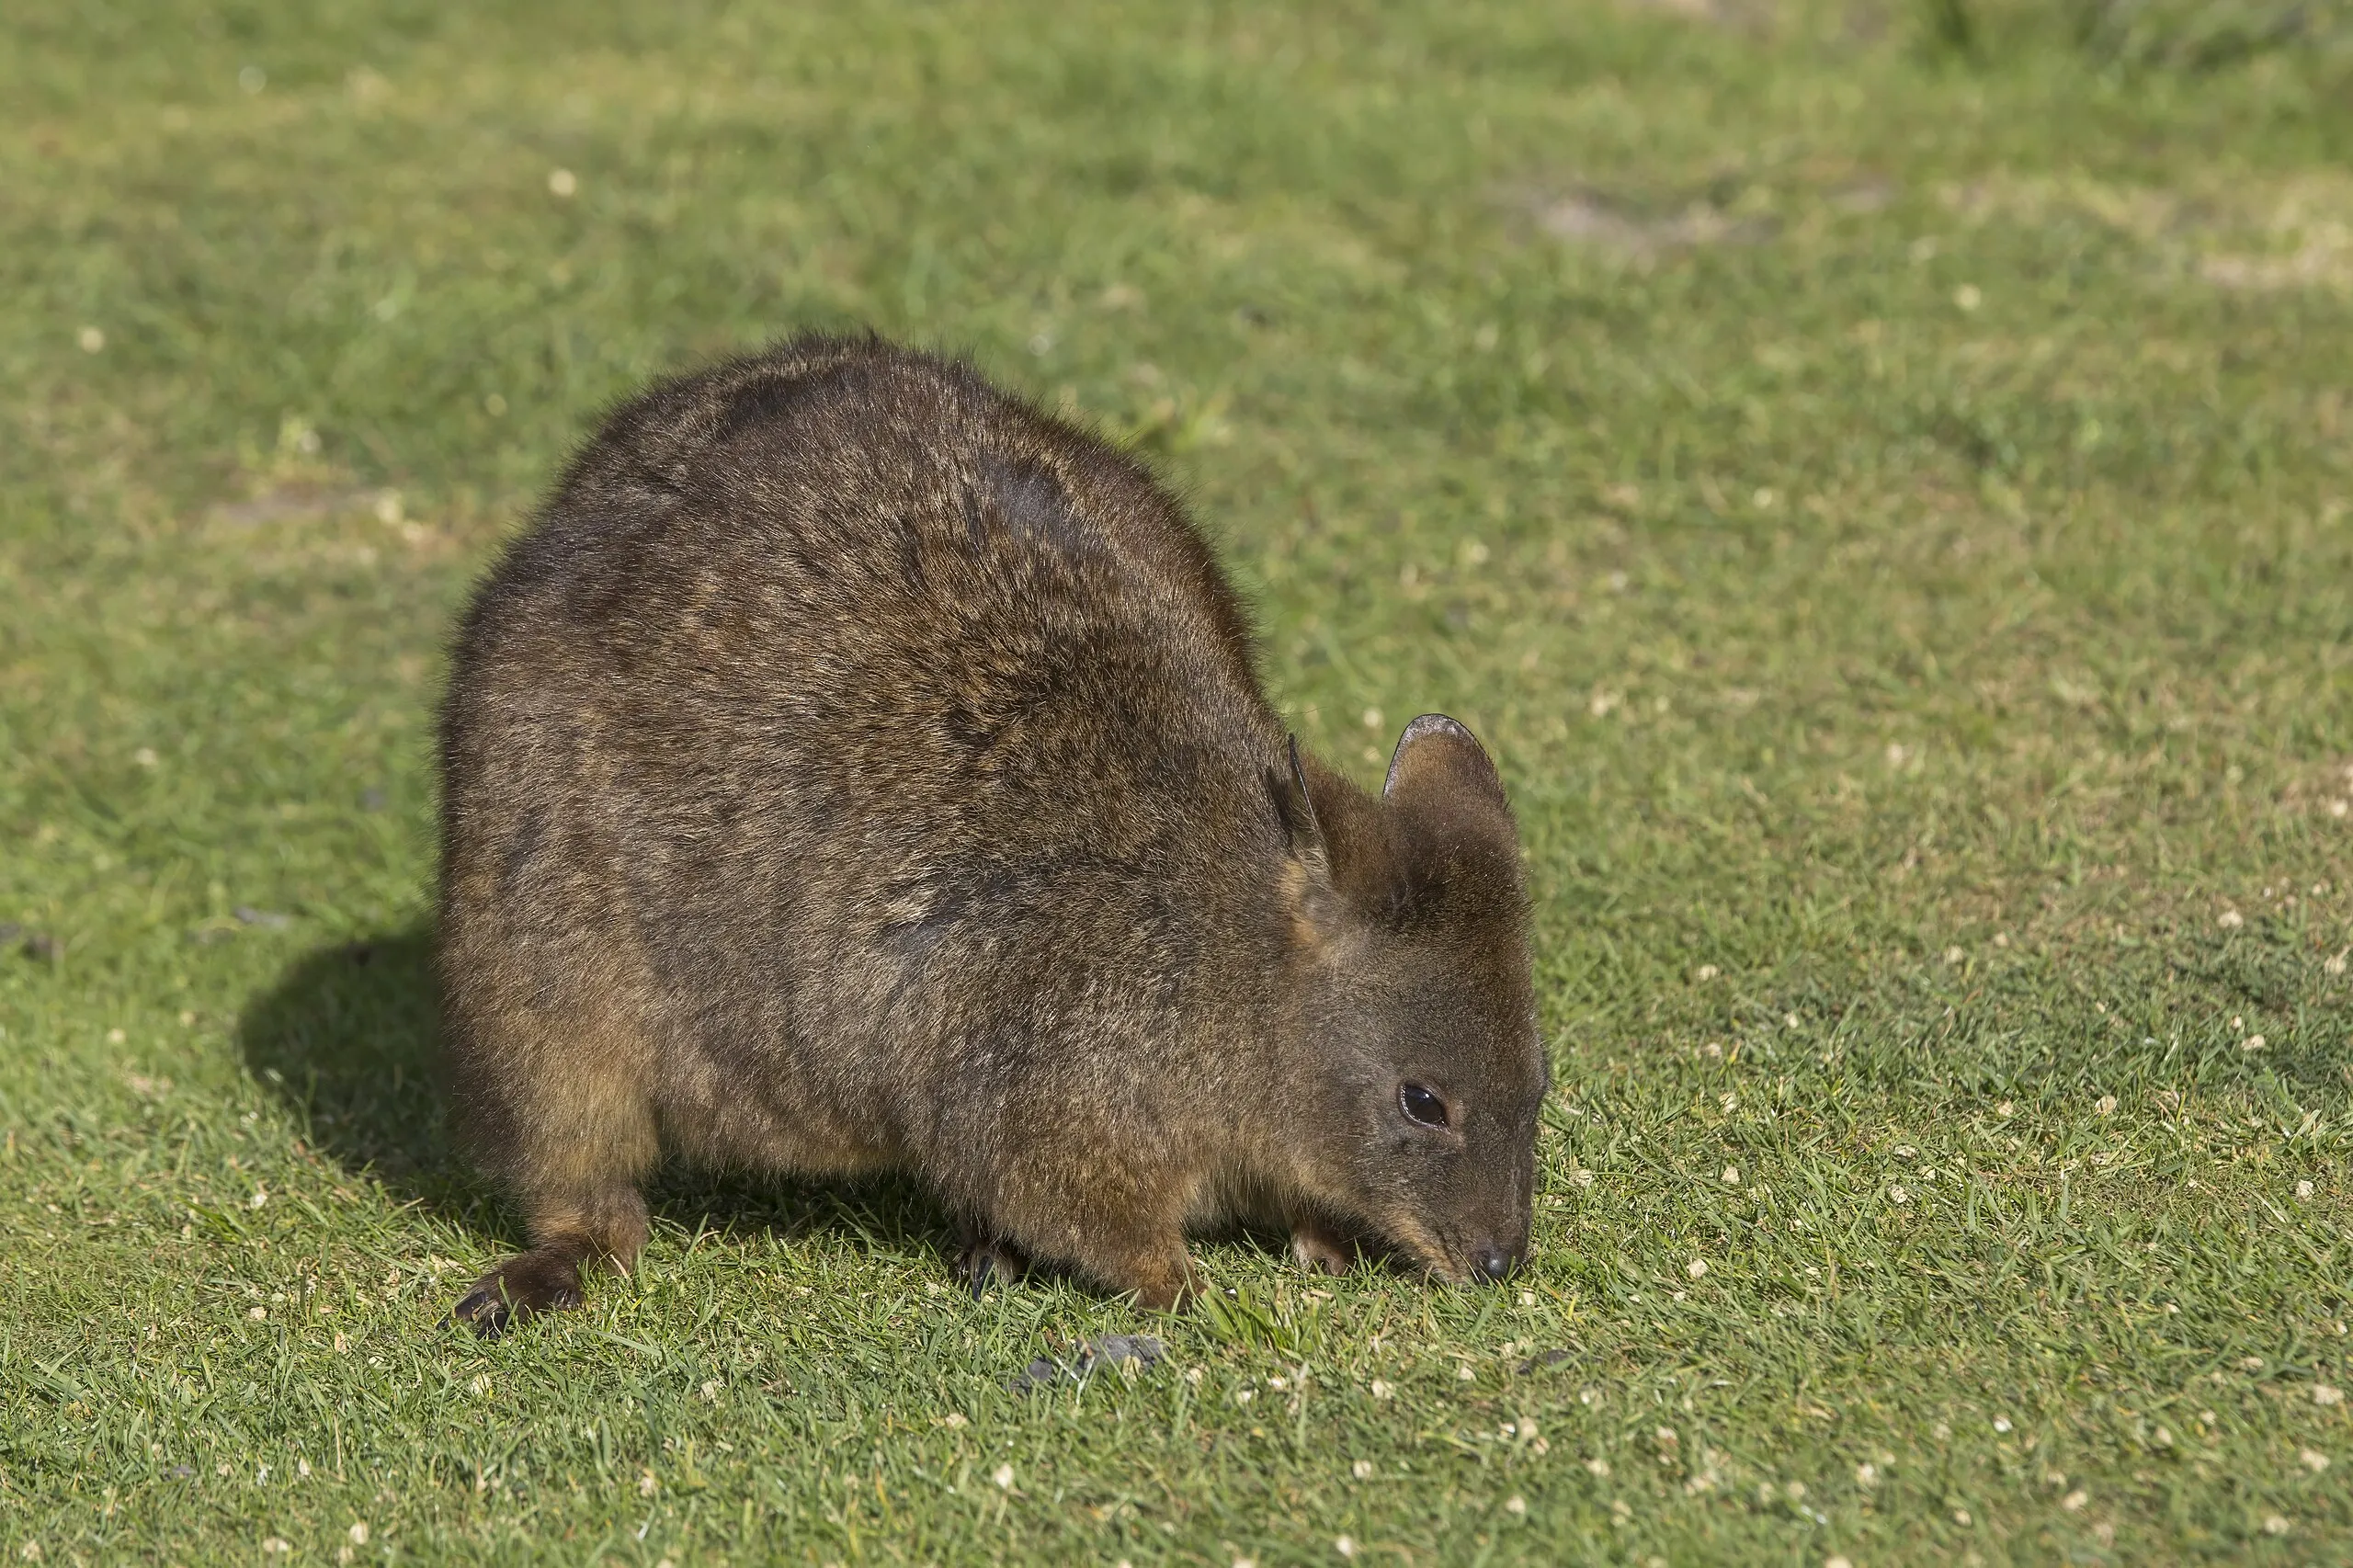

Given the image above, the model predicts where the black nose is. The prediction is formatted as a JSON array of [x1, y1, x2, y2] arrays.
[[1473, 1245, 1515, 1282]]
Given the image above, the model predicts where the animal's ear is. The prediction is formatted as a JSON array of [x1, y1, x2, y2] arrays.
[[1382, 714, 1508, 817], [1266, 734, 1329, 874]]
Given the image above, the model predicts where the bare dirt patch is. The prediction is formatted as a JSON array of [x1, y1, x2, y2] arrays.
[[1943, 171, 2353, 294], [1617, 0, 1785, 30], [204, 486, 393, 529], [1526, 189, 1775, 259]]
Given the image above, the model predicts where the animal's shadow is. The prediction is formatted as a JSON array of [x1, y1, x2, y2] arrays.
[[237, 926, 964, 1278]]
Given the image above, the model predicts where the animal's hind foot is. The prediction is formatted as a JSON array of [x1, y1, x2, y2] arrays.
[[955, 1234, 1030, 1298], [449, 1246, 586, 1338]]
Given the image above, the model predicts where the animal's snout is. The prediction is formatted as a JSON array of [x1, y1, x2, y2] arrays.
[[1472, 1244, 1518, 1282]]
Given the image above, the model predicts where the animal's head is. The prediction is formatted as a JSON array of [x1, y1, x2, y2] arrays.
[[1270, 715, 1545, 1283]]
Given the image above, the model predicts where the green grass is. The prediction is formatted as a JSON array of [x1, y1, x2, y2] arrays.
[[5, 1, 2352, 1562]]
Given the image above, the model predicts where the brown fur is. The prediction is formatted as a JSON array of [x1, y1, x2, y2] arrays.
[[438, 334, 1543, 1335]]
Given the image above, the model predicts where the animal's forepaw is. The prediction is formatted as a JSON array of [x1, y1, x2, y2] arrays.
[[449, 1277, 516, 1338], [1290, 1222, 1358, 1277], [956, 1235, 1029, 1299], [447, 1250, 585, 1338]]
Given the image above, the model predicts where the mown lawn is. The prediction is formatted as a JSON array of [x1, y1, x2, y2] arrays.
[[5, 1, 2351, 1562]]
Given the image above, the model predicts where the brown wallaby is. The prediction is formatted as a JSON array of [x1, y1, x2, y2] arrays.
[[438, 334, 1543, 1335]]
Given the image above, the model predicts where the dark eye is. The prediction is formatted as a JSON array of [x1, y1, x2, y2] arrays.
[[1399, 1083, 1449, 1129]]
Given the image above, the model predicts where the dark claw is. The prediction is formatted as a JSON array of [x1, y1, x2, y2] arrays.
[[448, 1282, 513, 1339]]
